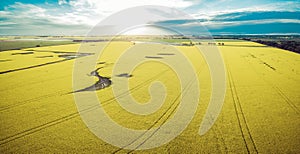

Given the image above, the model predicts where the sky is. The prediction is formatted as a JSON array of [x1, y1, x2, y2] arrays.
[[0, 0, 299, 35]]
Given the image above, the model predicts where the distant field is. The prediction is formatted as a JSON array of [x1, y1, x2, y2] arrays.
[[0, 40, 299, 153], [0, 40, 76, 51], [135, 38, 246, 43]]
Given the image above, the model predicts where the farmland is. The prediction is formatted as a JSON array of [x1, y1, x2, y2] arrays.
[[0, 36, 76, 51], [0, 39, 299, 153]]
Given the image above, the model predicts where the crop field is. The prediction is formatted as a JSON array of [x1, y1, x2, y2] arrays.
[[0, 38, 75, 51], [0, 40, 299, 153]]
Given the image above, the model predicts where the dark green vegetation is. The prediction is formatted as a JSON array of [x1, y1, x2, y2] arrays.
[[225, 35, 300, 54], [251, 39, 300, 54]]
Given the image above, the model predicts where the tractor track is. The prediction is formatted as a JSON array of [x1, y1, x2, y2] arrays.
[[245, 52, 299, 114], [124, 73, 196, 154], [226, 61, 258, 154], [0, 69, 171, 146], [113, 63, 205, 154], [211, 122, 228, 153], [0, 112, 79, 146], [274, 86, 299, 114], [0, 63, 112, 111], [0, 90, 67, 112], [0, 73, 70, 92], [0, 68, 169, 112], [112, 88, 185, 154], [0, 59, 71, 74]]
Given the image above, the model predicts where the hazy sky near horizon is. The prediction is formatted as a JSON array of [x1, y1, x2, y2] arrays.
[[0, 0, 299, 35]]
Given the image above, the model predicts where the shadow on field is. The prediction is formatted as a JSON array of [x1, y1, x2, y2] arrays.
[[157, 53, 175, 56], [145, 56, 163, 59], [115, 73, 133, 78], [11, 52, 34, 55], [97, 61, 106, 64], [0, 59, 12, 62], [36, 55, 54, 58], [248, 53, 276, 71], [0, 50, 94, 74]]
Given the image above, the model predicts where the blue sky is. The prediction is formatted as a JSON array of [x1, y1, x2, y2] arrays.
[[0, 0, 299, 35]]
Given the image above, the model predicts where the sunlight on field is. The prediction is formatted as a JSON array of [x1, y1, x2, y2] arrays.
[[0, 40, 299, 153]]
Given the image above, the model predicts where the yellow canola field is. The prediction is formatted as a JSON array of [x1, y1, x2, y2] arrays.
[[0, 41, 299, 153]]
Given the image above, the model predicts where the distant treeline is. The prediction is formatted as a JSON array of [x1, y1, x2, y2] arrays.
[[256, 40, 300, 53], [242, 39, 300, 54]]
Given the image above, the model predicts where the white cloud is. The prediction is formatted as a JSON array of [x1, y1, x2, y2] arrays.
[[174, 19, 300, 30], [0, 0, 198, 35], [69, 0, 194, 11], [0, 21, 17, 26], [1, 0, 196, 27], [66, 0, 196, 25], [1, 0, 299, 35], [58, 0, 68, 5], [190, 1, 300, 20]]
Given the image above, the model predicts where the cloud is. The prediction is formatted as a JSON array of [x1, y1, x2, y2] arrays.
[[58, 0, 68, 5], [0, 0, 198, 35], [190, 1, 300, 20], [176, 19, 300, 29], [153, 10, 300, 35], [0, 2, 92, 35], [0, 0, 299, 35]]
